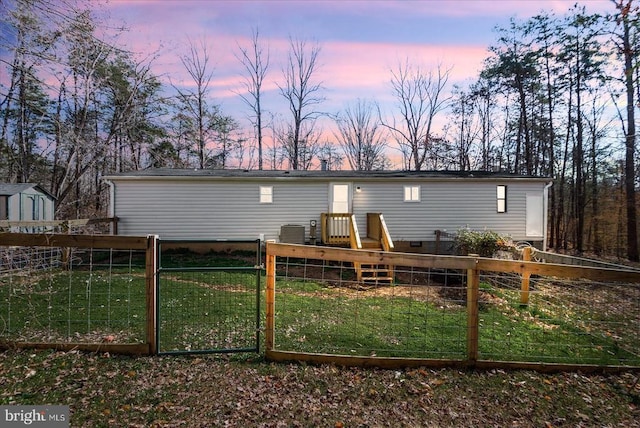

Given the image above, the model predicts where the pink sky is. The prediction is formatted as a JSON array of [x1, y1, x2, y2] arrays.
[[103, 0, 614, 167]]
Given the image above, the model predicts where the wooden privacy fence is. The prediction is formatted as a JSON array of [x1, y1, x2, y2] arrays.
[[0, 233, 157, 355], [265, 242, 640, 372]]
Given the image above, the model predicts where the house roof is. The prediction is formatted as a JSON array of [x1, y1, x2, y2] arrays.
[[104, 168, 551, 182], [0, 183, 56, 199]]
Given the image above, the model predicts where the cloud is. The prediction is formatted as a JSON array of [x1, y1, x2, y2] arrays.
[[102, 0, 613, 137]]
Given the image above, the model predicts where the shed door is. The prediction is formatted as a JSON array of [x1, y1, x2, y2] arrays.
[[0, 196, 7, 220], [526, 193, 543, 237], [330, 183, 351, 213]]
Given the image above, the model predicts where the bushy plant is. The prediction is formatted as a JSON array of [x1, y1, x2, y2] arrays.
[[454, 228, 511, 257]]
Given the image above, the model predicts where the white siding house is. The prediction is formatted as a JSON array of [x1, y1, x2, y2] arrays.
[[104, 169, 552, 251], [0, 183, 56, 224]]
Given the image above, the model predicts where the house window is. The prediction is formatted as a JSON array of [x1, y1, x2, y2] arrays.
[[404, 185, 420, 202], [497, 185, 507, 213], [259, 186, 273, 204], [0, 196, 7, 220]]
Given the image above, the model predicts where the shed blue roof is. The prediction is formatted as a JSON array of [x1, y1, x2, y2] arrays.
[[0, 183, 56, 199]]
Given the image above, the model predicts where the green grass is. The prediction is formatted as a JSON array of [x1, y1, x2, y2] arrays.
[[159, 249, 259, 269], [274, 283, 467, 358], [478, 305, 639, 364], [157, 270, 260, 353], [272, 279, 640, 365], [2, 260, 639, 366], [477, 280, 640, 365], [0, 267, 147, 343]]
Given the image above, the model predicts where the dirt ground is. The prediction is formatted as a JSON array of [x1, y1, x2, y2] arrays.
[[1, 349, 639, 427]]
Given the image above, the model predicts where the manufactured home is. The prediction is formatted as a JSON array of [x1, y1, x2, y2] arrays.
[[0, 183, 56, 224], [104, 169, 552, 253]]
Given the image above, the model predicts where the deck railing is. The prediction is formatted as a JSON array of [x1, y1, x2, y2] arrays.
[[320, 213, 352, 245], [349, 215, 362, 250], [367, 213, 394, 252], [322, 213, 394, 252]]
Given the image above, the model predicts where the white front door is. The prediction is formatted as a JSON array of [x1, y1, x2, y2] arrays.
[[329, 183, 351, 237], [330, 183, 351, 214]]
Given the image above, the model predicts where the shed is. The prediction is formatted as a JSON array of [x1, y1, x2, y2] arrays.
[[103, 169, 552, 252], [0, 183, 56, 223]]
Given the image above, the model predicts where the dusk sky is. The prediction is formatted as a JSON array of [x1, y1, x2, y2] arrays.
[[104, 1, 613, 121]]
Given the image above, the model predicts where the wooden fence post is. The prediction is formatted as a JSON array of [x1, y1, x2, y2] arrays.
[[467, 262, 480, 365], [520, 246, 532, 305], [265, 243, 276, 351], [146, 235, 158, 355]]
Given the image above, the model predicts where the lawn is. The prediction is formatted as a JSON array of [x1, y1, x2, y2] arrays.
[[0, 267, 147, 343], [1, 250, 640, 426], [271, 276, 640, 366], [2, 250, 639, 366]]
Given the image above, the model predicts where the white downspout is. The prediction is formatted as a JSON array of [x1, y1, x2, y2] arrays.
[[543, 181, 553, 251], [106, 180, 115, 234]]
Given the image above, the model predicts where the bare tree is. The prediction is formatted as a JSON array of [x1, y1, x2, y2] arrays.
[[381, 60, 451, 171], [173, 38, 220, 169], [235, 28, 269, 170], [274, 118, 322, 171], [447, 86, 482, 171], [278, 37, 324, 170], [317, 140, 344, 171], [1, 0, 62, 183], [334, 99, 388, 170]]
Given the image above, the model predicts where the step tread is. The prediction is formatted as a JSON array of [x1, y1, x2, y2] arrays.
[[361, 277, 394, 282]]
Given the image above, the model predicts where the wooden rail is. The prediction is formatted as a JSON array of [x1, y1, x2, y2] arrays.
[[264, 242, 640, 371], [0, 217, 119, 234], [320, 213, 352, 245], [366, 213, 394, 250], [349, 215, 362, 250], [362, 213, 394, 282], [320, 213, 395, 283], [0, 232, 156, 355]]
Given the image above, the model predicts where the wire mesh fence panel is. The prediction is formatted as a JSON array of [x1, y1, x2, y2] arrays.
[[156, 243, 262, 355], [265, 243, 640, 369], [0, 245, 147, 344], [478, 272, 640, 366], [157, 269, 260, 354], [273, 257, 468, 359]]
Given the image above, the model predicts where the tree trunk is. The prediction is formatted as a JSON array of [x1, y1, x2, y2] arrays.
[[621, 2, 639, 261]]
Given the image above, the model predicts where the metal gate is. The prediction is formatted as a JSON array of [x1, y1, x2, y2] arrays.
[[156, 239, 262, 355]]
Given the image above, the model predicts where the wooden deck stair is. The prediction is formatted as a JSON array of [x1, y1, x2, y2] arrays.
[[354, 215, 395, 285], [320, 212, 395, 284]]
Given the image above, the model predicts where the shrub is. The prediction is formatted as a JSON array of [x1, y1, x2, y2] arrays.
[[454, 228, 511, 257]]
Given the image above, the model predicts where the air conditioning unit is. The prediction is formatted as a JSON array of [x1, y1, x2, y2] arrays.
[[280, 225, 305, 244]]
